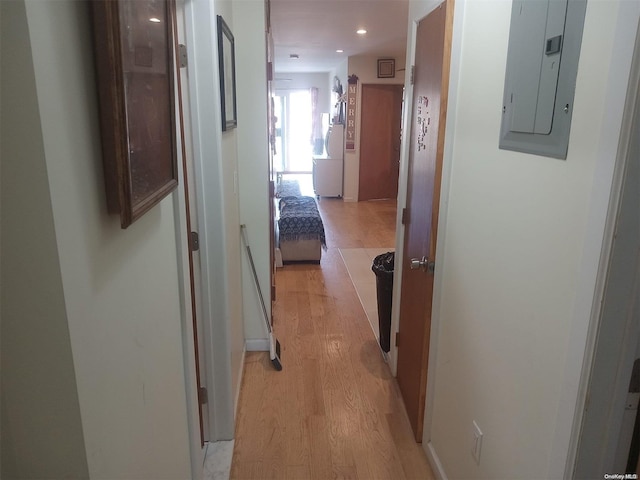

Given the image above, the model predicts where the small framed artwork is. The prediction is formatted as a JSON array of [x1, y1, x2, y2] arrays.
[[217, 15, 238, 131], [91, 0, 178, 228], [377, 58, 396, 78]]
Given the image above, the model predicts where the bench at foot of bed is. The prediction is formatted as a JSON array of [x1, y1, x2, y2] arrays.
[[280, 238, 322, 263], [277, 196, 326, 264]]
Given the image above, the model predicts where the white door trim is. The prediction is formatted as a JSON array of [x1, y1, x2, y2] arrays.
[[420, 0, 467, 451], [568, 13, 640, 477], [183, 0, 235, 441], [172, 0, 209, 475]]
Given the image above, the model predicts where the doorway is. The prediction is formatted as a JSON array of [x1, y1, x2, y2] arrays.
[[573, 35, 640, 476]]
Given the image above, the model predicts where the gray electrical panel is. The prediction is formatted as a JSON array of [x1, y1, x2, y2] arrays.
[[499, 0, 587, 159]]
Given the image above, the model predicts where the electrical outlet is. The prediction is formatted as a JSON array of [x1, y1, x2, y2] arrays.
[[472, 420, 483, 464]]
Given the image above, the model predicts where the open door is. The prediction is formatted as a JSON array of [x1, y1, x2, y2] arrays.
[[396, 0, 453, 442], [266, 0, 277, 315], [172, 0, 209, 444]]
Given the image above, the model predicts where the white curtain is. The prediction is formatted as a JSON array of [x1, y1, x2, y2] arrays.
[[310, 87, 323, 154]]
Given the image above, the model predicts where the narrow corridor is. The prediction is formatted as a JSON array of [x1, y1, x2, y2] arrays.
[[231, 198, 434, 479]]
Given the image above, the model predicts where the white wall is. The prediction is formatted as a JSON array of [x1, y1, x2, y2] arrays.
[[330, 58, 349, 129], [332, 59, 349, 90], [233, 0, 271, 350], [343, 54, 406, 201], [1, 1, 89, 477], [184, 0, 244, 438], [331, 58, 349, 105], [211, 0, 246, 419], [186, 0, 270, 424], [6, 1, 194, 477], [421, 0, 640, 478]]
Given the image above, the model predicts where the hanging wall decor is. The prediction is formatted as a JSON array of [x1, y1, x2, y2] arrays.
[[377, 58, 395, 78], [217, 15, 238, 131], [91, 0, 178, 228], [345, 74, 359, 150]]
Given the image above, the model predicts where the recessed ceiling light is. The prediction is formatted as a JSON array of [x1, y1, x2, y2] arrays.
[[149, 17, 161, 23], [356, 29, 367, 35], [336, 49, 344, 53]]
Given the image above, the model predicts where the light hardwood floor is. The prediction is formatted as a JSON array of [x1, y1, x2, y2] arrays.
[[230, 198, 434, 480]]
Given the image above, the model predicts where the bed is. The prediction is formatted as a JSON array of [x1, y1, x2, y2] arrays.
[[275, 181, 327, 263]]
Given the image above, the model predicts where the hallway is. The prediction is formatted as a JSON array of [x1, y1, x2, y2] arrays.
[[230, 198, 434, 479]]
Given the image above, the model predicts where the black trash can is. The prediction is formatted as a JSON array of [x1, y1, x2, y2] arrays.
[[372, 252, 394, 352]]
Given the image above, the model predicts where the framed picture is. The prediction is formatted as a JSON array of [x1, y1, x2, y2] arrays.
[[217, 15, 238, 131], [91, 0, 178, 228], [377, 58, 396, 79]]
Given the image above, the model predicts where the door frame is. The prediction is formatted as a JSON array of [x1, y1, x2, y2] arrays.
[[180, 0, 236, 450], [552, 4, 640, 477], [571, 18, 640, 477], [171, 0, 209, 475]]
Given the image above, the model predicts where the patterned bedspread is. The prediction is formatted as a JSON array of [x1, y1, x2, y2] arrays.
[[278, 196, 327, 249]]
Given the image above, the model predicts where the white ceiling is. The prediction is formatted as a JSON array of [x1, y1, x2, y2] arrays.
[[270, 0, 409, 73]]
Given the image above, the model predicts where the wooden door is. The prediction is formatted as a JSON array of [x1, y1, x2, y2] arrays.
[[396, 0, 453, 442], [358, 84, 403, 201]]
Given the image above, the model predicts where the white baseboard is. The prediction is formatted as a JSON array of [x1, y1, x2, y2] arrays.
[[245, 338, 269, 351], [426, 441, 448, 480]]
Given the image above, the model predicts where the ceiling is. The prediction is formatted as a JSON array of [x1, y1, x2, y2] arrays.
[[270, 0, 409, 73]]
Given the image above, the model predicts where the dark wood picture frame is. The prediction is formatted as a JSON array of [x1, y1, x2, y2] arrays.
[[217, 15, 238, 131], [91, 0, 179, 228], [377, 58, 396, 78]]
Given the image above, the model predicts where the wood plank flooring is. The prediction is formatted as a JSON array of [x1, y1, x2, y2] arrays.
[[231, 198, 434, 480]]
